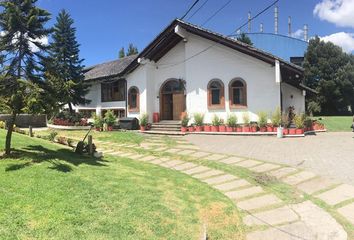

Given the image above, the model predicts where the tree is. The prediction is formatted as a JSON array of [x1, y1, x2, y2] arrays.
[[303, 36, 354, 115], [46, 10, 90, 113], [126, 43, 138, 56], [119, 47, 125, 58], [0, 0, 51, 155], [237, 33, 253, 46]]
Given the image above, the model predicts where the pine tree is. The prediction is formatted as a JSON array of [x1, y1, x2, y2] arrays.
[[119, 47, 125, 58], [0, 0, 51, 155], [46, 9, 90, 113], [126, 43, 138, 56], [237, 33, 253, 46]]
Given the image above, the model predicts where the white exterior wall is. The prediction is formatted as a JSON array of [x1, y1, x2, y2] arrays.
[[281, 83, 305, 114]]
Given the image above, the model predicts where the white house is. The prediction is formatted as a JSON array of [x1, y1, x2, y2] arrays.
[[75, 19, 314, 124]]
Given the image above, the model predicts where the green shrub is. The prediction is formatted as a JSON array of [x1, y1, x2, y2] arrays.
[[212, 114, 221, 126], [0, 121, 6, 129], [49, 130, 58, 142], [294, 113, 305, 129], [193, 113, 204, 126], [258, 111, 268, 128], [242, 112, 250, 126], [92, 113, 103, 128], [271, 107, 281, 127], [139, 113, 149, 126], [104, 110, 117, 126], [181, 114, 189, 127], [226, 114, 237, 127]]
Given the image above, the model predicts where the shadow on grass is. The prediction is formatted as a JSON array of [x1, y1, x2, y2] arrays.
[[3, 145, 108, 173]]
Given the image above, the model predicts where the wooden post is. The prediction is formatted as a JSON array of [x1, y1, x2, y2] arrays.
[[29, 125, 33, 137], [88, 135, 93, 155]]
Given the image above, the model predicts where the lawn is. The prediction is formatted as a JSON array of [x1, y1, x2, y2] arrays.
[[0, 129, 243, 239], [314, 116, 353, 132]]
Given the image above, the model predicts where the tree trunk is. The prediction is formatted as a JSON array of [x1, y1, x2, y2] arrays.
[[68, 102, 73, 113], [5, 113, 16, 155]]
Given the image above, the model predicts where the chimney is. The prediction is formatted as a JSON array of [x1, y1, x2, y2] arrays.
[[248, 11, 251, 33], [274, 6, 278, 34], [288, 16, 292, 36], [304, 24, 308, 41], [260, 23, 264, 33]]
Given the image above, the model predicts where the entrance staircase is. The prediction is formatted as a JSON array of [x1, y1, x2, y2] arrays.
[[146, 121, 183, 135]]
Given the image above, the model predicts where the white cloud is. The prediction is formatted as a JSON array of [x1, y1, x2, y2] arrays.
[[314, 0, 354, 28], [29, 36, 48, 52], [291, 29, 304, 38], [321, 32, 354, 52]]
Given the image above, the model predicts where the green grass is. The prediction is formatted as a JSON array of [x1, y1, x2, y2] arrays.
[[314, 116, 353, 132], [0, 130, 244, 239]]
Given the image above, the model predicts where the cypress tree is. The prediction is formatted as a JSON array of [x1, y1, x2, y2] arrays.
[[126, 43, 138, 56], [47, 9, 90, 113], [119, 47, 125, 58]]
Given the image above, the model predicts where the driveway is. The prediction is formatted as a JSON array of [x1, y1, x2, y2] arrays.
[[185, 132, 354, 185]]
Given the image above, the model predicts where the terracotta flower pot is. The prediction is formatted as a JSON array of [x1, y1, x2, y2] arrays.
[[296, 128, 304, 134], [204, 125, 211, 132], [140, 126, 146, 131], [219, 125, 226, 132], [226, 126, 233, 132], [251, 126, 257, 132], [242, 126, 250, 132], [283, 128, 289, 135], [108, 126, 113, 131], [195, 126, 203, 132], [211, 126, 219, 132], [188, 126, 195, 132], [236, 127, 242, 132], [181, 127, 188, 133], [273, 127, 278, 132], [288, 128, 296, 135], [260, 127, 267, 132], [267, 126, 273, 132], [95, 127, 101, 131]]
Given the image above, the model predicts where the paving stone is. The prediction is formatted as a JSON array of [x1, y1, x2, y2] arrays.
[[234, 160, 262, 168], [213, 179, 251, 191], [204, 154, 227, 161], [269, 167, 298, 179], [282, 171, 317, 185], [150, 157, 170, 164], [250, 163, 281, 173], [337, 203, 354, 225], [178, 149, 196, 156], [159, 160, 185, 168], [316, 184, 354, 205], [102, 149, 114, 154], [202, 174, 238, 185], [128, 154, 145, 160], [243, 206, 299, 226], [220, 156, 243, 164], [109, 151, 124, 156], [182, 166, 210, 175], [153, 147, 168, 152], [192, 170, 224, 179], [172, 162, 198, 171], [119, 152, 134, 157], [165, 148, 180, 154], [237, 194, 282, 211], [139, 155, 157, 162], [297, 177, 338, 195], [190, 151, 211, 158], [291, 201, 347, 240], [225, 186, 264, 200], [176, 144, 200, 150]]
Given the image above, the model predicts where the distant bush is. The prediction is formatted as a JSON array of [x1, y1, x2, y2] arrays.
[[52, 110, 88, 126]]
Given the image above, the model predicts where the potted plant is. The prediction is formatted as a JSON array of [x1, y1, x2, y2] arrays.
[[92, 113, 103, 131], [271, 108, 282, 132], [282, 113, 289, 135], [194, 113, 204, 132], [226, 114, 237, 132], [181, 114, 189, 133], [219, 118, 226, 132], [258, 111, 267, 132], [104, 110, 117, 131], [211, 114, 220, 132], [139, 113, 149, 131], [188, 125, 195, 132], [250, 122, 258, 132], [294, 113, 305, 134], [204, 124, 211, 132], [242, 112, 250, 132]]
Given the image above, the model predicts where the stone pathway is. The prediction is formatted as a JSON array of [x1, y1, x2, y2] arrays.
[[94, 136, 354, 239]]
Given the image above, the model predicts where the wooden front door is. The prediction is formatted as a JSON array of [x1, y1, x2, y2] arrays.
[[173, 93, 185, 120], [161, 94, 173, 120]]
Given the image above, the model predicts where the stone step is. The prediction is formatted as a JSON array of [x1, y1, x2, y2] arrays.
[[150, 127, 181, 131], [141, 130, 185, 136]]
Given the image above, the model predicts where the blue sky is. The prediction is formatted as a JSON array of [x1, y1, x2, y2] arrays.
[[38, 0, 354, 66]]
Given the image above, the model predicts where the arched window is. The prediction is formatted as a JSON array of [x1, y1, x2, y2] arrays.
[[207, 79, 225, 108], [229, 79, 247, 108], [128, 87, 139, 112]]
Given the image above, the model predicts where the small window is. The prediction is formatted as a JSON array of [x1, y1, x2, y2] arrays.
[[101, 80, 125, 102], [229, 79, 247, 108], [207, 79, 224, 109], [128, 86, 139, 112]]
